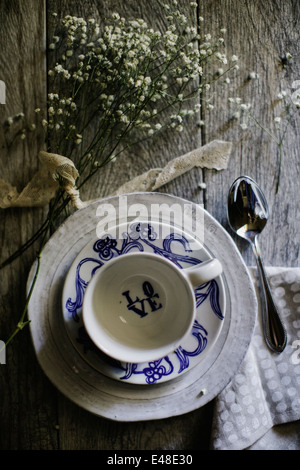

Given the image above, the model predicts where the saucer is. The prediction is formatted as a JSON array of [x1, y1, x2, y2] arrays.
[[62, 220, 226, 385], [28, 193, 257, 421]]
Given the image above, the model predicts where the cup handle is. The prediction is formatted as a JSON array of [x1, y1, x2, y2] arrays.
[[182, 259, 223, 288]]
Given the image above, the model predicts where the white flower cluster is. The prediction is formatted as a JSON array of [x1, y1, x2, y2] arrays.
[[43, 93, 80, 137], [6, 2, 240, 161], [229, 76, 299, 135], [3, 111, 37, 141], [45, 5, 238, 150], [227, 97, 251, 129]]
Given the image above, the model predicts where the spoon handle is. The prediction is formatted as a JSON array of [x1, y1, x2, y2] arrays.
[[253, 238, 287, 353]]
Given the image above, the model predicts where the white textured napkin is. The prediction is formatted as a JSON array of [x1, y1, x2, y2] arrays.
[[210, 266, 300, 450]]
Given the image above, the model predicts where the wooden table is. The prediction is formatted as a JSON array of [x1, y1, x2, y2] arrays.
[[0, 0, 299, 451]]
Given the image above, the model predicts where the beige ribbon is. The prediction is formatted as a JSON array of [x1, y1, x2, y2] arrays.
[[110, 140, 232, 195], [0, 140, 232, 210], [38, 151, 86, 209], [0, 151, 85, 210]]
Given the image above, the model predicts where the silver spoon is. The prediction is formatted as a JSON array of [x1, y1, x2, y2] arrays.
[[227, 175, 287, 353]]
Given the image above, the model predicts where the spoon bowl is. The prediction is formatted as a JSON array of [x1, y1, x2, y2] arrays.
[[227, 176, 287, 353], [228, 176, 268, 242]]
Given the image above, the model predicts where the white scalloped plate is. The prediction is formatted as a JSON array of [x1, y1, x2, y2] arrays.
[[61, 220, 226, 385], [28, 193, 257, 422]]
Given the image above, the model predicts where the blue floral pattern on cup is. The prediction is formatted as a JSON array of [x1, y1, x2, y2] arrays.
[[65, 222, 224, 384]]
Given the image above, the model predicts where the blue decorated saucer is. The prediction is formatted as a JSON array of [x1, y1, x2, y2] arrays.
[[62, 220, 226, 385]]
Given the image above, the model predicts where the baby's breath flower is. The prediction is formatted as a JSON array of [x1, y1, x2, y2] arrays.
[[240, 103, 251, 110], [277, 91, 287, 100], [75, 133, 82, 144]]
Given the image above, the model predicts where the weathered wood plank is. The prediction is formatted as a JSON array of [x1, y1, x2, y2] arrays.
[[0, 0, 59, 450], [57, 397, 213, 450], [199, 0, 300, 267]]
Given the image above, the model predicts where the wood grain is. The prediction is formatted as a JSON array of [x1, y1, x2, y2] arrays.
[[0, 0, 299, 450], [0, 0, 59, 450], [199, 0, 300, 267], [57, 401, 213, 450]]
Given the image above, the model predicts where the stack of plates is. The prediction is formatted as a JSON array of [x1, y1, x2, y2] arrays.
[[28, 193, 257, 421]]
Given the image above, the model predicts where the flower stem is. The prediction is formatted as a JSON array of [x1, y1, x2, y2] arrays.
[[3, 189, 68, 346]]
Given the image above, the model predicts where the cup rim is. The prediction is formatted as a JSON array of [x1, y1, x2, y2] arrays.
[[82, 251, 197, 363]]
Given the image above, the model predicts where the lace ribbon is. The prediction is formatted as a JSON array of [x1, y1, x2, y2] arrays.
[[0, 140, 232, 210]]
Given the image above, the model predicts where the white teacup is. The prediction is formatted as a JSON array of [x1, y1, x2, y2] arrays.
[[82, 252, 222, 364]]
